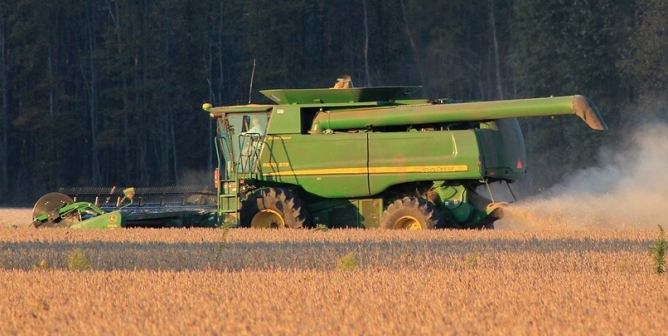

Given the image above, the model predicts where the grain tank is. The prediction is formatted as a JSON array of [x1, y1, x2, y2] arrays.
[[204, 86, 606, 229]]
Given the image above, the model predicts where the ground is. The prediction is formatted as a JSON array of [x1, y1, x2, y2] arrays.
[[0, 208, 666, 335]]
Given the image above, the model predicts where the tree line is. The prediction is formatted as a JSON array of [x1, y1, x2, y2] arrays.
[[0, 0, 665, 203]]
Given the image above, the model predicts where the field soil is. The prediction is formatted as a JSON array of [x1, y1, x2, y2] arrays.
[[1, 208, 666, 335], [0, 208, 31, 227]]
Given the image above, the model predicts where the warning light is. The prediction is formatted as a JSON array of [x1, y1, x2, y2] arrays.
[[516, 158, 523, 169]]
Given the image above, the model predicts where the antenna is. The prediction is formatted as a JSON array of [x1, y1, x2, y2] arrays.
[[248, 59, 256, 104]]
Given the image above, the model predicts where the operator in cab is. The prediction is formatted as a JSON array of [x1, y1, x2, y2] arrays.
[[332, 75, 353, 89]]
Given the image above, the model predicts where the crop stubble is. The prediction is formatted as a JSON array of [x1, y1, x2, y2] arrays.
[[0, 208, 666, 335]]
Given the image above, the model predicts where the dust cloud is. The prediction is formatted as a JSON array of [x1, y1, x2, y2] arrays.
[[498, 123, 668, 230], [178, 170, 214, 188]]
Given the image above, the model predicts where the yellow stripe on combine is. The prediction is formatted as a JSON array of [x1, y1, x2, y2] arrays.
[[263, 165, 468, 176]]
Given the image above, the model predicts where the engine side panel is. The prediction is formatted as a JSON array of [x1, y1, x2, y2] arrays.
[[367, 130, 483, 196], [259, 133, 370, 198]]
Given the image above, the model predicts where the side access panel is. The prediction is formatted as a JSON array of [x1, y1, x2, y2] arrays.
[[367, 130, 483, 195], [70, 211, 124, 229], [475, 118, 526, 181], [258, 133, 370, 198]]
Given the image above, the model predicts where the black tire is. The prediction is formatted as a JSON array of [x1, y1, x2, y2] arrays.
[[240, 188, 312, 228], [380, 197, 442, 230]]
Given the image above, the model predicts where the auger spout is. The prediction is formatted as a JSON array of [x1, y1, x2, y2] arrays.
[[311, 95, 607, 133]]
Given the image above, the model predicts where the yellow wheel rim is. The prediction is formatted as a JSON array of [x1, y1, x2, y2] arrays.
[[251, 210, 285, 228], [394, 215, 422, 230]]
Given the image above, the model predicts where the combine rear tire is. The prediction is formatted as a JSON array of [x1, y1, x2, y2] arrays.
[[380, 197, 441, 230], [240, 188, 311, 228]]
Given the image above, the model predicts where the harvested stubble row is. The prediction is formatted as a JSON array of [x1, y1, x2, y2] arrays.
[[0, 210, 667, 335], [0, 227, 660, 273]]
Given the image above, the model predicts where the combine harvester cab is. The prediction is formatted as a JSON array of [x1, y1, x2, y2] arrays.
[[204, 86, 606, 230]]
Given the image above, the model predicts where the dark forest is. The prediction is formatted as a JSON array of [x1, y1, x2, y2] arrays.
[[0, 0, 666, 203]]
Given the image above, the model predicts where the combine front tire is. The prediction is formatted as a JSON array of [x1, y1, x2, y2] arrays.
[[380, 197, 441, 230], [240, 188, 311, 228]]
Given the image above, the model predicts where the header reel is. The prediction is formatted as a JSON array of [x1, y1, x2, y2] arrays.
[[31, 192, 99, 228]]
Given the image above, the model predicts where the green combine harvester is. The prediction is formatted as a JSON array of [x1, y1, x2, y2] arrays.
[[31, 85, 606, 229]]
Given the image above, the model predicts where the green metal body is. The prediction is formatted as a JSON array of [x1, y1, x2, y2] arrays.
[[32, 200, 216, 229], [70, 210, 125, 229], [207, 86, 605, 229], [32, 202, 124, 228]]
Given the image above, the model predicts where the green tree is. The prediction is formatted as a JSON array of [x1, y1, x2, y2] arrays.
[[0, 0, 9, 195], [0, 0, 641, 203], [511, 0, 633, 191], [620, 0, 668, 120], [6, 0, 92, 197], [404, 0, 513, 99]]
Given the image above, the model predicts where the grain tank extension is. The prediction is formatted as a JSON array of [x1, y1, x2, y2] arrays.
[[206, 86, 606, 229]]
